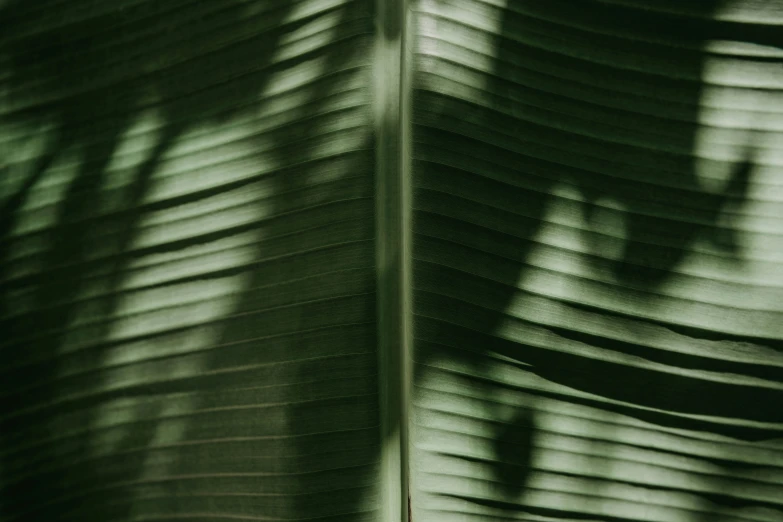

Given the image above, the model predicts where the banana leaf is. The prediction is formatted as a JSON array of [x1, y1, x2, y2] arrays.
[[1, 1, 782, 521]]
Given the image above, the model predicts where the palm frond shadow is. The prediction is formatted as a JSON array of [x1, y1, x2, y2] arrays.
[[0, 0, 376, 520], [1, 0, 781, 521], [414, 0, 783, 518]]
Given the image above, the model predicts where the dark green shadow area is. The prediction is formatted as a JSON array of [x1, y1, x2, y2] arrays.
[[0, 1, 379, 520]]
